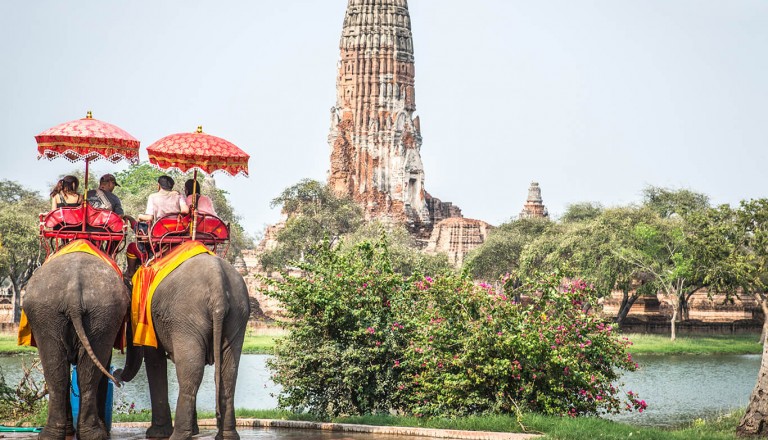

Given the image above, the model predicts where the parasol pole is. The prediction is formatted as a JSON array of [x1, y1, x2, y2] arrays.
[[81, 111, 93, 232], [82, 156, 90, 232], [191, 168, 199, 241]]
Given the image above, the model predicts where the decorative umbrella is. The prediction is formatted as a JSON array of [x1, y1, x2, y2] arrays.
[[146, 126, 249, 177], [35, 111, 140, 229], [146, 126, 249, 239]]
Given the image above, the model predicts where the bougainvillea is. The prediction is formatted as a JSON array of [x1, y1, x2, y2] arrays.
[[264, 237, 644, 418]]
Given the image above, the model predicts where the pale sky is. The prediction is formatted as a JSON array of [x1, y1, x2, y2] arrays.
[[1, 1, 766, 236]]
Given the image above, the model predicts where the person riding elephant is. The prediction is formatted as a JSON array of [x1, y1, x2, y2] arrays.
[[22, 247, 129, 440], [116, 250, 250, 440]]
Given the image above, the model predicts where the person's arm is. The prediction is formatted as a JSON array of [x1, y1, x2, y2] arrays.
[[112, 195, 124, 216], [137, 195, 154, 222], [179, 194, 189, 215], [50, 197, 57, 211]]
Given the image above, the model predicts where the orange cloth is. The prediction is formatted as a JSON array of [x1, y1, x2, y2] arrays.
[[131, 241, 213, 348], [18, 239, 123, 347]]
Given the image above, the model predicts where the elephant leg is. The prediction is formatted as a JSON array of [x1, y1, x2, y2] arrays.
[[169, 350, 205, 440], [35, 328, 71, 440], [215, 344, 242, 440], [144, 347, 173, 438], [74, 338, 113, 440]]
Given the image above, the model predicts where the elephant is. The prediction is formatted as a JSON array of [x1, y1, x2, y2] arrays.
[[117, 252, 250, 440], [23, 252, 128, 440]]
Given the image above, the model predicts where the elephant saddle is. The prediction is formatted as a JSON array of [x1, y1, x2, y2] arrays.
[[131, 240, 213, 348], [18, 239, 126, 349]]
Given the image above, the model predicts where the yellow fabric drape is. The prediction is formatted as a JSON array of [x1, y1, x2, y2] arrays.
[[18, 239, 122, 346], [131, 241, 213, 348]]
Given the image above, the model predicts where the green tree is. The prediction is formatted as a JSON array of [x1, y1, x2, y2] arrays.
[[464, 218, 553, 281], [341, 221, 452, 276], [736, 199, 768, 436], [0, 180, 47, 322], [642, 185, 709, 218], [521, 207, 657, 327], [260, 179, 364, 270], [560, 201, 604, 223]]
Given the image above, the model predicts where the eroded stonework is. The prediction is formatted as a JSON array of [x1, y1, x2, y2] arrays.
[[328, 0, 458, 229], [519, 181, 549, 219], [425, 218, 492, 267]]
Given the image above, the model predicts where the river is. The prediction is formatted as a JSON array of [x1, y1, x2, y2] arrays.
[[0, 353, 760, 428]]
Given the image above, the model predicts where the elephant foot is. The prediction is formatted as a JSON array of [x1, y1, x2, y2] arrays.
[[38, 426, 67, 440], [215, 430, 240, 440], [75, 425, 109, 440], [146, 424, 174, 439]]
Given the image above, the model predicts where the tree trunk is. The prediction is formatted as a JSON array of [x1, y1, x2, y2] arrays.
[[758, 294, 768, 345], [738, 339, 768, 436], [670, 306, 677, 341], [616, 292, 639, 327]]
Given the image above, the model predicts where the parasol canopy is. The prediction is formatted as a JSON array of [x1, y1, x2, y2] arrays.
[[35, 111, 140, 164], [146, 126, 249, 176]]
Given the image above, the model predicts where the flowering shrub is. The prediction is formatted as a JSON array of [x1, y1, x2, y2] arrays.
[[265, 237, 644, 418]]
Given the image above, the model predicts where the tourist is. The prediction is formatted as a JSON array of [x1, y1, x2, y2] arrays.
[[184, 179, 217, 217], [86, 173, 124, 215], [137, 175, 189, 223], [50, 175, 82, 210]]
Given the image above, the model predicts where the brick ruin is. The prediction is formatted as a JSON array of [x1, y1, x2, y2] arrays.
[[519, 181, 549, 219], [327, 0, 461, 232]]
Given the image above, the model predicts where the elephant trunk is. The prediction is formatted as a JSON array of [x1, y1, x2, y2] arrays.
[[114, 315, 144, 382]]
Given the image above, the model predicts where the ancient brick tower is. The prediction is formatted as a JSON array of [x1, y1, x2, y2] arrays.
[[327, 0, 433, 227], [519, 182, 549, 219]]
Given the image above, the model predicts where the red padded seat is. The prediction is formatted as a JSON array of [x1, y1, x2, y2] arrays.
[[195, 215, 229, 241], [86, 207, 124, 233], [43, 206, 85, 230], [150, 216, 190, 241]]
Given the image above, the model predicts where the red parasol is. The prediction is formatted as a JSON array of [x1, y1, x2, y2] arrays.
[[35, 111, 140, 165], [146, 126, 249, 240], [146, 126, 249, 177]]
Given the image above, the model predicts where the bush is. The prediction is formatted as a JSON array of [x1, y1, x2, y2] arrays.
[[265, 237, 644, 418]]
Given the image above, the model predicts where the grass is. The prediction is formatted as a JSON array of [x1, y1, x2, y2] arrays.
[[0, 334, 38, 355], [112, 409, 745, 440], [241, 335, 277, 354], [624, 333, 762, 355]]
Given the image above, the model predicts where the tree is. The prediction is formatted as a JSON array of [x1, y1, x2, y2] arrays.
[[260, 179, 364, 270], [341, 221, 452, 276], [737, 198, 768, 436], [0, 180, 47, 322], [560, 201, 604, 223], [642, 185, 709, 218], [521, 207, 657, 327], [464, 218, 553, 281]]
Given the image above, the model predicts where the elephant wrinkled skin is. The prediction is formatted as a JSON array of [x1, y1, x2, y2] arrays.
[[117, 253, 250, 440], [23, 252, 129, 440]]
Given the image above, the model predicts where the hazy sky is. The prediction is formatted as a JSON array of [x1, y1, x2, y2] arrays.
[[1, 1, 766, 235]]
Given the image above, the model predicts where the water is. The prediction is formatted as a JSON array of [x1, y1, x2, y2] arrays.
[[0, 353, 761, 428], [607, 353, 761, 427]]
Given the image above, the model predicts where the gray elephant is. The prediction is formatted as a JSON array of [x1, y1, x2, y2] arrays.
[[23, 252, 128, 440], [117, 253, 250, 440]]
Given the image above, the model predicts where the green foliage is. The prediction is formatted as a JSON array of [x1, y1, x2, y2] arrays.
[[0, 180, 47, 323], [642, 185, 710, 219], [341, 222, 452, 276], [464, 218, 554, 281], [560, 202, 604, 223], [265, 237, 643, 419], [260, 179, 364, 270]]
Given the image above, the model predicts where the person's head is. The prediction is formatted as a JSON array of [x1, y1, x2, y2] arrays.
[[157, 175, 174, 191], [50, 175, 79, 197], [184, 179, 202, 197], [99, 173, 120, 192]]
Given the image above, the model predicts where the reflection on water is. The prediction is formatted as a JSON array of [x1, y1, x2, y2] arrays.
[[607, 353, 761, 427], [0, 352, 762, 428]]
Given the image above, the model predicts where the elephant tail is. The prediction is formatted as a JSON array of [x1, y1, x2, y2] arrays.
[[70, 310, 121, 387]]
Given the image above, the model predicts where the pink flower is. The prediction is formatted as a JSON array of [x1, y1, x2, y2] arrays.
[[394, 360, 400, 368], [367, 327, 375, 334]]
